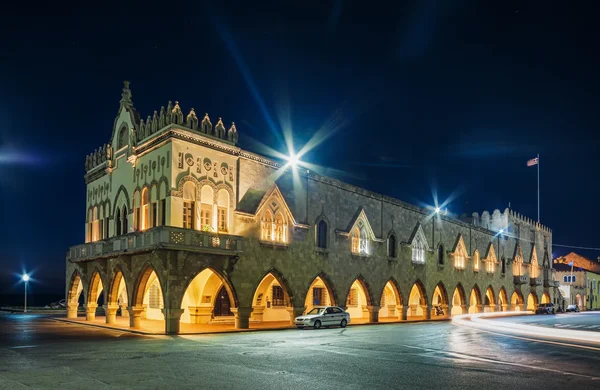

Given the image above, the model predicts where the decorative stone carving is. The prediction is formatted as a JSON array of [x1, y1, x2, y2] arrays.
[[159, 107, 166, 128], [201, 113, 212, 134], [139, 119, 145, 141], [171, 101, 183, 125], [152, 111, 159, 133], [228, 122, 238, 144], [215, 117, 226, 139], [178, 152, 184, 169], [220, 163, 228, 175], [213, 162, 218, 177], [166, 101, 173, 125], [186, 108, 198, 130]]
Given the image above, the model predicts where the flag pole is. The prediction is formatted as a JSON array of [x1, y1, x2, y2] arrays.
[[537, 153, 540, 223]]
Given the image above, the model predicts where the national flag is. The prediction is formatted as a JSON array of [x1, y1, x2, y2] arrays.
[[527, 157, 539, 167]]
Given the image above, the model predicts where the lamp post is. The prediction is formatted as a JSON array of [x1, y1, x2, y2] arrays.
[[22, 274, 30, 313]]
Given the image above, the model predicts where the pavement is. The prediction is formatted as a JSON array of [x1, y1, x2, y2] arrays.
[[1, 313, 599, 389]]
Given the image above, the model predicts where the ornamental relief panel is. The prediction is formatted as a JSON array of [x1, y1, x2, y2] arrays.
[[175, 152, 235, 183]]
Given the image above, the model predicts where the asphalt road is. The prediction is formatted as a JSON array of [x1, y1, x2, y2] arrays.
[[1, 313, 599, 389]]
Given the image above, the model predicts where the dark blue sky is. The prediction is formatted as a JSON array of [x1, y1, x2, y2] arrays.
[[1, 1, 599, 294]]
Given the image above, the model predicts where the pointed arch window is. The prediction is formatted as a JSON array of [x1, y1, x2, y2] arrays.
[[118, 126, 128, 150], [115, 207, 122, 235], [316, 219, 327, 249], [262, 210, 273, 241], [122, 206, 128, 234], [513, 256, 523, 276], [473, 251, 480, 272], [141, 188, 150, 231], [486, 256, 495, 273], [413, 237, 425, 264], [351, 228, 360, 254], [182, 181, 197, 230], [92, 206, 99, 242], [530, 255, 539, 278], [388, 234, 397, 258], [437, 244, 444, 265], [454, 243, 466, 270], [275, 213, 286, 242]]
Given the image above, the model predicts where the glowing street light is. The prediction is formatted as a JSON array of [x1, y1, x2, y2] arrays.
[[434, 207, 441, 214], [287, 152, 299, 168], [499, 229, 504, 234], [22, 273, 30, 313]]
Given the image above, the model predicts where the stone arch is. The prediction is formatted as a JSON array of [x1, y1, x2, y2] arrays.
[[112, 185, 131, 216], [314, 213, 330, 249], [250, 268, 294, 324], [541, 292, 551, 304], [468, 284, 482, 313], [511, 290, 525, 311], [132, 263, 164, 308], [498, 287, 508, 311], [527, 291, 539, 311], [484, 286, 496, 312], [407, 280, 428, 319], [179, 266, 238, 325], [107, 266, 129, 307], [378, 278, 403, 321], [87, 269, 105, 307], [431, 282, 449, 318], [305, 272, 338, 314], [451, 283, 467, 315], [66, 270, 84, 318], [345, 275, 374, 323]]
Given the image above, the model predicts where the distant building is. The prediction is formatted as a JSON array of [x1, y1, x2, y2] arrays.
[[65, 82, 558, 334], [554, 252, 600, 274], [553, 255, 600, 310]]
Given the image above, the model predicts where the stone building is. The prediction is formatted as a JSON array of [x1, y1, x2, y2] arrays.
[[554, 260, 600, 311], [66, 82, 559, 334]]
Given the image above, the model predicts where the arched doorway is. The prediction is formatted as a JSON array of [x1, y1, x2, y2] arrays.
[[131, 265, 165, 329], [305, 274, 336, 313], [527, 292, 538, 311], [468, 286, 482, 314], [106, 268, 129, 324], [67, 271, 84, 318], [86, 270, 104, 321], [407, 282, 427, 320], [511, 291, 524, 311], [498, 287, 508, 311], [451, 284, 467, 316], [378, 280, 402, 321], [345, 278, 372, 323], [180, 268, 236, 326], [541, 292, 551, 304], [431, 283, 449, 318], [484, 286, 496, 312], [251, 271, 293, 325], [575, 293, 583, 308]]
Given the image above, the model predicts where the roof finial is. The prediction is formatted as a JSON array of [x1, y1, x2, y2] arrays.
[[120, 80, 133, 107]]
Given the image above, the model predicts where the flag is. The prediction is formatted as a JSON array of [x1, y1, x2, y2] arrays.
[[527, 157, 539, 166]]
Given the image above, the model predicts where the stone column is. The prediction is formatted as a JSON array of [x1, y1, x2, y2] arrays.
[[128, 306, 145, 328], [502, 304, 509, 312], [287, 306, 305, 324], [460, 304, 468, 315], [423, 304, 431, 320], [401, 305, 408, 321], [84, 303, 97, 321], [366, 305, 380, 322], [232, 307, 253, 329], [67, 304, 78, 319], [163, 308, 185, 335], [119, 303, 129, 317], [476, 304, 483, 313], [103, 304, 119, 324]]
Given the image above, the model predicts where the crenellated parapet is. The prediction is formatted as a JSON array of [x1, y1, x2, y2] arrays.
[[85, 143, 112, 171]]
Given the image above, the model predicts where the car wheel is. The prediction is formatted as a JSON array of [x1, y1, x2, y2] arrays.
[[340, 319, 347, 328], [552, 309, 555, 314], [313, 320, 321, 330]]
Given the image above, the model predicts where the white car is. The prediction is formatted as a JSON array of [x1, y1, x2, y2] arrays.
[[294, 306, 350, 329]]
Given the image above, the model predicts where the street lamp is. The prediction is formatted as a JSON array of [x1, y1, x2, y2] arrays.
[[22, 274, 29, 313], [434, 207, 441, 214]]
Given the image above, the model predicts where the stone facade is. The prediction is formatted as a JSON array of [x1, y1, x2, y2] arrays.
[[66, 82, 558, 334]]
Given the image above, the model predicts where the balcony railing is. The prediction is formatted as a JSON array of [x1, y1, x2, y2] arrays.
[[68, 226, 242, 262], [513, 275, 529, 285], [530, 276, 542, 286]]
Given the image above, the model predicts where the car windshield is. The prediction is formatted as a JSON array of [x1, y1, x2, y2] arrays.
[[307, 308, 325, 315]]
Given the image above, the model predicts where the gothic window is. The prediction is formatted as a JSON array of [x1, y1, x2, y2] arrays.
[[92, 206, 99, 242], [121, 206, 128, 234], [473, 250, 480, 272], [388, 234, 397, 258], [183, 202, 194, 229], [501, 257, 506, 274], [87, 209, 93, 243], [347, 288, 358, 306], [261, 210, 273, 241], [217, 189, 229, 233], [272, 285, 285, 307], [104, 204, 110, 238], [530, 254, 539, 279], [115, 208, 122, 235], [118, 126, 128, 150], [141, 188, 150, 231], [437, 244, 444, 265], [513, 256, 522, 276], [351, 228, 360, 254], [486, 256, 495, 273], [454, 241, 467, 270], [200, 185, 214, 231], [316, 219, 327, 249], [359, 228, 368, 254], [182, 181, 197, 230], [160, 199, 166, 226], [412, 237, 425, 264], [275, 213, 285, 242]]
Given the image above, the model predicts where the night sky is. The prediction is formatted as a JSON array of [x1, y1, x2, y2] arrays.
[[1, 1, 599, 295]]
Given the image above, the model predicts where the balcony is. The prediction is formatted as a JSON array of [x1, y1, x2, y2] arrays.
[[530, 276, 542, 286], [68, 226, 242, 262], [513, 275, 529, 285], [543, 268, 553, 287]]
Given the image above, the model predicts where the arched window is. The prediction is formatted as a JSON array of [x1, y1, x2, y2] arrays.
[[316, 219, 327, 249], [118, 126, 128, 150], [275, 212, 285, 243], [122, 206, 128, 234], [359, 228, 368, 254], [200, 185, 213, 231], [513, 256, 522, 276], [115, 207, 122, 235], [473, 251, 480, 272], [388, 234, 396, 258], [454, 244, 466, 270], [92, 206, 99, 242], [262, 210, 273, 241], [413, 238, 425, 264], [437, 244, 444, 265], [351, 227, 360, 254], [87, 209, 93, 242], [486, 256, 495, 273], [141, 188, 150, 231], [501, 256, 506, 274], [182, 182, 197, 229], [217, 189, 229, 232], [103, 204, 110, 238], [530, 254, 539, 278]]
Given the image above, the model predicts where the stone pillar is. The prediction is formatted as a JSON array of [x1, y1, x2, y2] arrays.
[[119, 303, 129, 317], [84, 303, 97, 321], [104, 304, 119, 324], [423, 305, 431, 320], [163, 308, 185, 335], [401, 305, 408, 321], [460, 304, 468, 315], [188, 306, 213, 324], [67, 304, 78, 319], [252, 306, 265, 322], [366, 305, 380, 322], [287, 306, 305, 324], [232, 307, 253, 329], [128, 306, 145, 328], [502, 304, 509, 312]]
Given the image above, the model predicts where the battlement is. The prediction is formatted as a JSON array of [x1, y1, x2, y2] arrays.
[[470, 208, 551, 234]]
